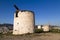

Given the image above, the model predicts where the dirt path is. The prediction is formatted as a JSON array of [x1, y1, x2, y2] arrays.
[[0, 33, 60, 40]]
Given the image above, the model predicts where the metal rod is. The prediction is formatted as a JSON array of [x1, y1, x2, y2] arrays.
[[14, 5, 19, 10]]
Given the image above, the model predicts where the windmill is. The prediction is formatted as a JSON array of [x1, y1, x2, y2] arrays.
[[13, 5, 35, 35], [14, 5, 19, 17]]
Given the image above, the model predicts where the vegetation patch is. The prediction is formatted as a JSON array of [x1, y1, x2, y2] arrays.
[[34, 29, 43, 33], [49, 29, 60, 33]]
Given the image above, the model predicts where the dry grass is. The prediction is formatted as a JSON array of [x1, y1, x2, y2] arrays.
[[0, 33, 60, 40]]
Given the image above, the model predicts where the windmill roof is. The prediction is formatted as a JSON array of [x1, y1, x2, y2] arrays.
[[21, 10, 34, 13]]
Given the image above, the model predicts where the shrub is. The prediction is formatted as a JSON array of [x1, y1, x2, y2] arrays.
[[34, 29, 43, 33], [49, 29, 60, 33]]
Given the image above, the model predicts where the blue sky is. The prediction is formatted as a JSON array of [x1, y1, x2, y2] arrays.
[[0, 0, 60, 25]]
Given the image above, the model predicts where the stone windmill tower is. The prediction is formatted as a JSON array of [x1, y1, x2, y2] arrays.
[[13, 5, 35, 35]]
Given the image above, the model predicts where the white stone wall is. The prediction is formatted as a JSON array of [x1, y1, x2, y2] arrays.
[[52, 27, 60, 29], [42, 25, 50, 32], [13, 11, 34, 35]]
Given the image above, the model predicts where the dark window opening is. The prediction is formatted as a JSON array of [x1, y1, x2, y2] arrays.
[[15, 30, 17, 31], [17, 23, 19, 24]]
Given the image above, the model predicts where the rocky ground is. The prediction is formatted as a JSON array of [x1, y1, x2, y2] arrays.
[[0, 33, 60, 40]]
